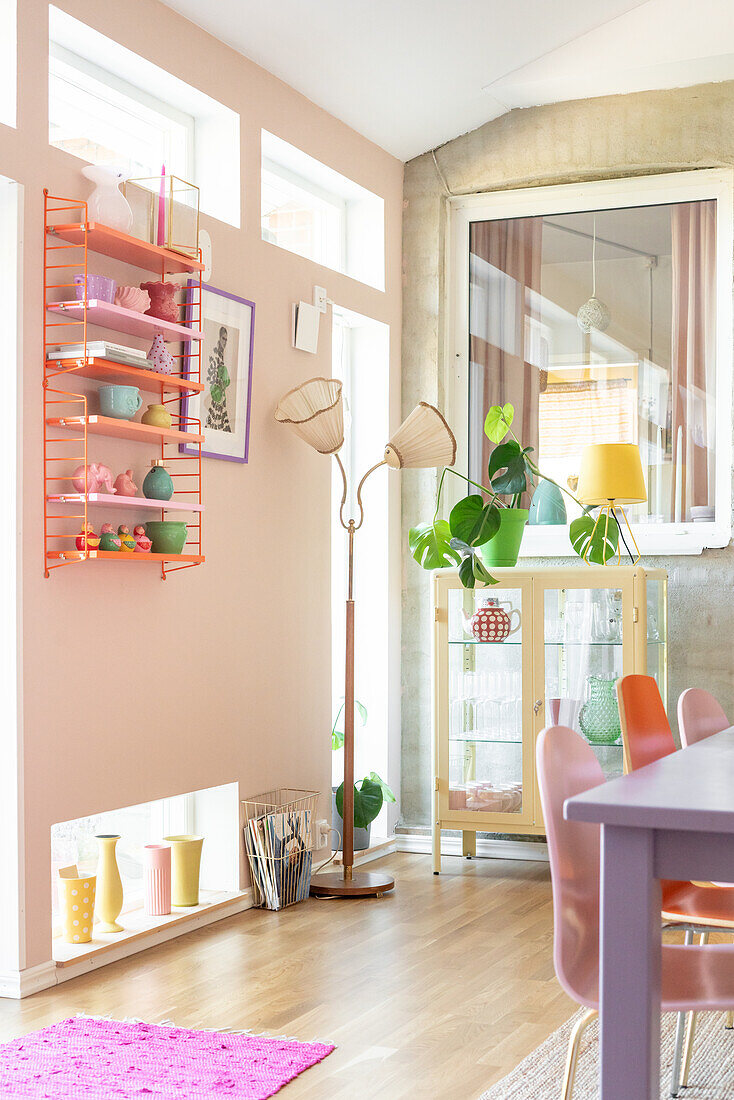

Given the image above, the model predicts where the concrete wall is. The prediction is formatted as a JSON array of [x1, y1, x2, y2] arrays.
[[401, 81, 734, 829]]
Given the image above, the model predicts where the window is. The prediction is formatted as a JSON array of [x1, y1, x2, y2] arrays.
[[49, 7, 240, 227], [0, 0, 16, 128], [449, 171, 734, 556], [50, 784, 239, 932], [331, 307, 394, 838], [262, 131, 385, 290], [50, 44, 193, 181]]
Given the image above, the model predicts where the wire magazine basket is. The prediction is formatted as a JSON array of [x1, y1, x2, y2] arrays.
[[242, 789, 319, 910]]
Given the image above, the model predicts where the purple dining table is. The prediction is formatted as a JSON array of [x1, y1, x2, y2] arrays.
[[565, 726, 734, 1100]]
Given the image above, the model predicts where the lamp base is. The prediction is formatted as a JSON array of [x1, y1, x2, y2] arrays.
[[309, 870, 395, 898]]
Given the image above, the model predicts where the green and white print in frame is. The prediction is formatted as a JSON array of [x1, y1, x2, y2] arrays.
[[181, 281, 255, 462]]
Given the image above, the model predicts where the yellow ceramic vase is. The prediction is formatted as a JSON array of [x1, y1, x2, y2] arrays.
[[164, 835, 204, 906], [95, 834, 124, 932], [58, 866, 96, 944], [141, 403, 173, 429]]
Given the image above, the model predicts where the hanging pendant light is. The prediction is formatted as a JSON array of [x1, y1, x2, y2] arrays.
[[577, 217, 611, 333]]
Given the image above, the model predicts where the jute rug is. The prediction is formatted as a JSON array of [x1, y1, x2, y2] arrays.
[[480, 1009, 734, 1099]]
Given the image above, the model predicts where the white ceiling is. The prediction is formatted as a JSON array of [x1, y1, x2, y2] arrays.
[[162, 0, 734, 161]]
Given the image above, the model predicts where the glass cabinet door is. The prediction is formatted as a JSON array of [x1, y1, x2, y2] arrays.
[[541, 585, 629, 782], [646, 573, 667, 701], [445, 583, 532, 821]]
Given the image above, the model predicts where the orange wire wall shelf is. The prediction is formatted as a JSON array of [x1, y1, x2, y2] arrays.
[[43, 191, 205, 579]]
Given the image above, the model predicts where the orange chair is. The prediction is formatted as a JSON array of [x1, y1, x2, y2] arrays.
[[617, 674, 734, 1093]]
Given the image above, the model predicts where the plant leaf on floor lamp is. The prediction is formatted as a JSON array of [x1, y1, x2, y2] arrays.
[[275, 383, 456, 897]]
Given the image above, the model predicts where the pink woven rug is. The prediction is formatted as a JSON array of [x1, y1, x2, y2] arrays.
[[0, 1016, 334, 1098]]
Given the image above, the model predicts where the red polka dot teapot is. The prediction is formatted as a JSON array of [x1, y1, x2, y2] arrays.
[[464, 598, 521, 642]]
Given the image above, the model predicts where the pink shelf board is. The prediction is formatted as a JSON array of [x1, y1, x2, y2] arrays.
[[47, 300, 202, 343], [46, 414, 204, 445], [47, 493, 203, 513], [48, 222, 204, 275]]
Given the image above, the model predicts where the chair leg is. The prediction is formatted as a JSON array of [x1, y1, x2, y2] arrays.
[[726, 1011, 734, 1030], [561, 1008, 597, 1100], [680, 932, 709, 1089], [670, 930, 694, 1097]]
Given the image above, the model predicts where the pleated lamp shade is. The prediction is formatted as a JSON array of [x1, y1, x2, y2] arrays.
[[384, 402, 457, 469], [577, 443, 647, 505], [274, 377, 344, 454]]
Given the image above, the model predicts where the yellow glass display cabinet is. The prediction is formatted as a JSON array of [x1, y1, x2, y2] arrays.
[[431, 565, 667, 873]]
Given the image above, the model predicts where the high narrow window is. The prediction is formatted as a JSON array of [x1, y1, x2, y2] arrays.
[[262, 131, 385, 290]]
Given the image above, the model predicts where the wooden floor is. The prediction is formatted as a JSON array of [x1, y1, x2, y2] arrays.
[[0, 852, 576, 1100]]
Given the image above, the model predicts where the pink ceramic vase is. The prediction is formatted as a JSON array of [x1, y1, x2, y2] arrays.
[[140, 281, 178, 323], [143, 844, 171, 916]]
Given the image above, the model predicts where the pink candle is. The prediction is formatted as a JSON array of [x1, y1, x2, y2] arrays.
[[156, 164, 166, 247]]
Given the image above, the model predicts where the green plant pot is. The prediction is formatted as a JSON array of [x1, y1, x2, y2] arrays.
[[145, 521, 187, 555], [478, 508, 529, 568]]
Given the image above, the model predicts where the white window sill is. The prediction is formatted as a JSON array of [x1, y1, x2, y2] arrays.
[[53, 889, 248, 966], [519, 521, 731, 559]]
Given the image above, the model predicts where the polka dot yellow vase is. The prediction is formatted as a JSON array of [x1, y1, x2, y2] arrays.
[[58, 866, 96, 944]]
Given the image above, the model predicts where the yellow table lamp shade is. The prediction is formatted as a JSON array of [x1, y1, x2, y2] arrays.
[[577, 443, 647, 506]]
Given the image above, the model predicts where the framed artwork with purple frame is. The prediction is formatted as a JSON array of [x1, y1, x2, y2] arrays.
[[181, 280, 255, 462]]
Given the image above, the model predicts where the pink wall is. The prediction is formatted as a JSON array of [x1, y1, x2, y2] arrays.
[[3, 0, 402, 968]]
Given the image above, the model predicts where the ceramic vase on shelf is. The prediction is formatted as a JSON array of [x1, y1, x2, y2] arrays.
[[143, 460, 174, 501], [58, 866, 96, 944], [141, 404, 172, 429], [141, 281, 178, 323], [81, 166, 133, 234], [164, 835, 203, 906], [143, 844, 171, 917], [94, 834, 124, 932], [579, 676, 622, 745]]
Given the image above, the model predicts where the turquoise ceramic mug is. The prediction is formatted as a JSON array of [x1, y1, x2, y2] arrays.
[[99, 385, 142, 420]]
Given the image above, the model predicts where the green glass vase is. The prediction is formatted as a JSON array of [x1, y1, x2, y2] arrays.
[[579, 676, 621, 745]]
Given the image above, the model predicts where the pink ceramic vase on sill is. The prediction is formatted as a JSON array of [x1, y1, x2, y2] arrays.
[[143, 844, 171, 916]]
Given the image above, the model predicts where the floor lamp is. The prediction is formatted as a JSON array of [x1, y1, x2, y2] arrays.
[[275, 377, 456, 898]]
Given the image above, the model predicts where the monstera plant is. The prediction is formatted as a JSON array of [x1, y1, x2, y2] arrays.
[[409, 402, 620, 589], [331, 701, 396, 835]]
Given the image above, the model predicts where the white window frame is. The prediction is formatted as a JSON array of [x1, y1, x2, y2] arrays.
[[49, 42, 195, 181], [446, 169, 734, 557]]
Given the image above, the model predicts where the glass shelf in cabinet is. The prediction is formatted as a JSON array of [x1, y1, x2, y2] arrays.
[[448, 735, 522, 745]]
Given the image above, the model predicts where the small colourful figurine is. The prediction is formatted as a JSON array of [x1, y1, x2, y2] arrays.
[[99, 531, 121, 551], [113, 469, 138, 497], [75, 523, 99, 551], [118, 524, 136, 552], [133, 524, 152, 553]]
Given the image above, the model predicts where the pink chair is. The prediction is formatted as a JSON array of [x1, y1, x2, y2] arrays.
[[537, 724, 734, 1100], [678, 688, 730, 748]]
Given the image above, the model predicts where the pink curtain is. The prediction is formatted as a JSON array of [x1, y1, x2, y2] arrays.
[[671, 201, 716, 518], [469, 218, 543, 487]]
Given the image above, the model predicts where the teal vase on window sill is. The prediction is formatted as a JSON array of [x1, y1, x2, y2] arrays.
[[478, 508, 529, 568], [529, 479, 567, 525]]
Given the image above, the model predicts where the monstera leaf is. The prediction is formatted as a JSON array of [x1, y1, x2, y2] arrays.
[[336, 776, 384, 829], [484, 403, 514, 444], [449, 538, 497, 589], [449, 495, 501, 547], [488, 440, 529, 495], [409, 520, 460, 570], [569, 512, 620, 565]]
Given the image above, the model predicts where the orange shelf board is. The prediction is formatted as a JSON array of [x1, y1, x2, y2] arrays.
[[48, 222, 205, 275], [48, 300, 202, 343], [47, 550, 204, 564], [45, 356, 203, 394], [46, 415, 204, 445], [47, 493, 204, 514]]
